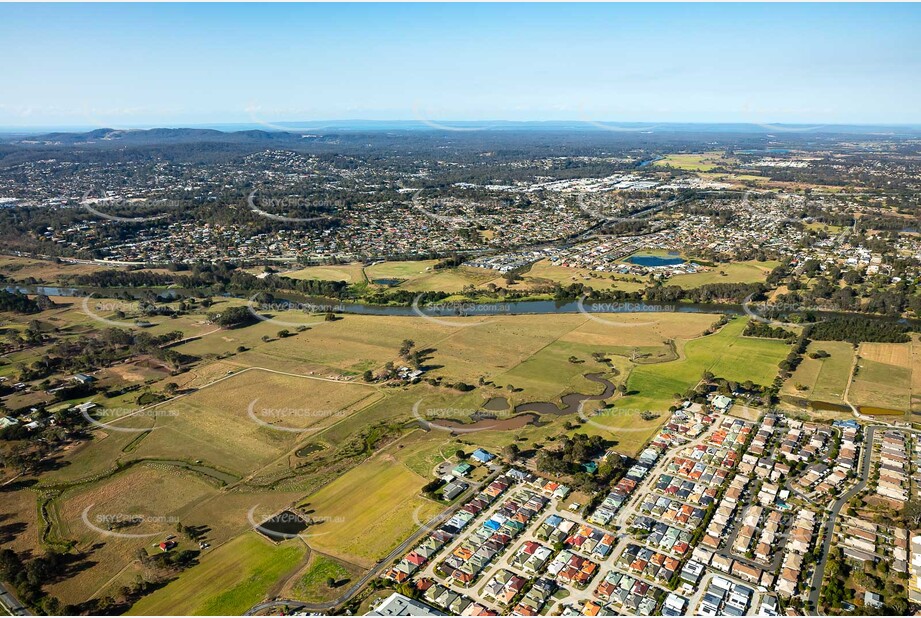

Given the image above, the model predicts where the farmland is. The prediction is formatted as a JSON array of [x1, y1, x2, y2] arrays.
[[126, 533, 305, 616], [653, 152, 736, 172], [668, 260, 780, 288], [0, 289, 909, 614], [850, 341, 915, 414], [781, 341, 855, 406], [295, 443, 444, 566]]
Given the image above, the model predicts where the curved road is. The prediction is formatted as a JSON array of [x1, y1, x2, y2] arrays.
[[245, 471, 498, 615], [807, 425, 878, 609]]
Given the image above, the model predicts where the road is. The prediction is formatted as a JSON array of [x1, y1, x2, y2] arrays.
[[245, 471, 499, 615], [807, 425, 878, 609]]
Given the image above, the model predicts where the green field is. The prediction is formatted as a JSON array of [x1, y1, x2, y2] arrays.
[[781, 341, 855, 405], [127, 533, 305, 615], [121, 368, 379, 478], [296, 443, 443, 567], [653, 152, 736, 172], [585, 317, 790, 450], [282, 263, 366, 283], [669, 261, 779, 289], [365, 259, 440, 280], [512, 259, 646, 293], [2, 297, 805, 611], [851, 354, 912, 413], [289, 553, 365, 603]]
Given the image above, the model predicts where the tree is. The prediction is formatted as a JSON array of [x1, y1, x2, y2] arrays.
[[399, 339, 415, 358], [362, 370, 374, 382], [902, 500, 921, 527], [455, 449, 467, 460], [502, 444, 520, 461], [277, 329, 290, 338]]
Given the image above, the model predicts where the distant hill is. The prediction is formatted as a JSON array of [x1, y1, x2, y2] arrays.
[[11, 127, 301, 146]]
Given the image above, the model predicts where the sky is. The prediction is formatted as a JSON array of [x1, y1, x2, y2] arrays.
[[1, 2, 920, 128]]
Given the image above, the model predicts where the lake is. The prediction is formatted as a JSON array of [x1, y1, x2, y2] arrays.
[[627, 255, 686, 267]]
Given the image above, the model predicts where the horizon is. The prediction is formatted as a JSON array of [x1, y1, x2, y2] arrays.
[[2, 3, 920, 127], [3, 119, 921, 136]]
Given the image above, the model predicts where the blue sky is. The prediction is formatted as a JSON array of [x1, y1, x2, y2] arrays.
[[1, 3, 919, 127]]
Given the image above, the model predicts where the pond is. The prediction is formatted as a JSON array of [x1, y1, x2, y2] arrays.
[[256, 510, 308, 540], [626, 255, 686, 267]]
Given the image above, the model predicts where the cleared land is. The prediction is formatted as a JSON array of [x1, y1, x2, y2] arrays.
[[45, 464, 221, 603], [850, 342, 913, 413], [288, 553, 366, 603], [127, 532, 305, 616], [509, 259, 646, 293], [4, 303, 806, 611], [782, 341, 855, 406], [296, 442, 443, 567], [669, 260, 779, 288], [282, 263, 366, 283], [580, 317, 790, 453], [0, 255, 106, 281], [365, 259, 440, 281], [653, 152, 736, 172], [125, 368, 379, 477]]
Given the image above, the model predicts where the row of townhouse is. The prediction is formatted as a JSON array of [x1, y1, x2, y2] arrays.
[[618, 543, 682, 585], [440, 488, 550, 585], [636, 498, 707, 531], [700, 474, 750, 551], [588, 445, 662, 526], [776, 509, 817, 597], [385, 475, 513, 583], [876, 430, 910, 503], [535, 515, 615, 562], [590, 569, 669, 615], [419, 581, 496, 616]]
